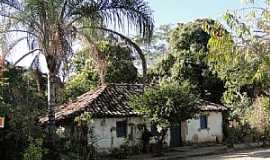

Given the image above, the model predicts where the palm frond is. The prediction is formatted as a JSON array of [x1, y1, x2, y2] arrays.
[[0, 0, 21, 10], [94, 26, 147, 77], [14, 48, 41, 66], [72, 0, 154, 42], [30, 54, 41, 70], [6, 36, 27, 55]]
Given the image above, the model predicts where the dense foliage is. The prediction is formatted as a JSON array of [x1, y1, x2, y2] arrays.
[[3, 0, 270, 158], [62, 41, 139, 102], [0, 66, 46, 160], [130, 79, 200, 128], [133, 24, 173, 68], [203, 0, 270, 143], [130, 79, 200, 152], [0, 0, 154, 153], [148, 19, 225, 103]]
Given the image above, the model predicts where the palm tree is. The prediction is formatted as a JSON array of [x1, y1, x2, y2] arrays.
[[0, 0, 153, 147]]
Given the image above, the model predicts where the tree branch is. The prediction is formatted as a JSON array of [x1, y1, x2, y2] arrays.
[[14, 48, 41, 66], [96, 27, 147, 80], [8, 37, 27, 51], [1, 29, 38, 37], [77, 26, 147, 80]]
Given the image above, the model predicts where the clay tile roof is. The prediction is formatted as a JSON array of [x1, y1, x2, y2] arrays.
[[39, 83, 144, 124], [200, 101, 227, 111], [38, 84, 226, 125]]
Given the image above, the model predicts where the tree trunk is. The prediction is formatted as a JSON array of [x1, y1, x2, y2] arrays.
[[0, 55, 4, 76], [79, 124, 89, 160], [47, 73, 56, 147], [156, 129, 167, 156]]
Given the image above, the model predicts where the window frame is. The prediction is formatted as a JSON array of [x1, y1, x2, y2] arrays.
[[151, 124, 159, 136], [199, 115, 208, 129], [116, 120, 128, 138]]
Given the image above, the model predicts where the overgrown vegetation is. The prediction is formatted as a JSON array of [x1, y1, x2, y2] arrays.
[[0, 66, 46, 160], [0, 1, 154, 157], [2, 0, 270, 159], [204, 0, 270, 144], [130, 79, 200, 154], [61, 41, 139, 102], [148, 19, 225, 103]]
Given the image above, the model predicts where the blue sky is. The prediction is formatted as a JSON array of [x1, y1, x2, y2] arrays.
[[146, 0, 244, 26]]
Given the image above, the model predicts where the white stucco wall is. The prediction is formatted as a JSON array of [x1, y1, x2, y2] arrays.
[[85, 111, 223, 150], [184, 112, 223, 143], [89, 117, 170, 150], [90, 117, 140, 149], [90, 117, 149, 150]]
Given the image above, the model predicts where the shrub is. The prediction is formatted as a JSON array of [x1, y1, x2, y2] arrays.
[[23, 138, 44, 160], [109, 144, 143, 159]]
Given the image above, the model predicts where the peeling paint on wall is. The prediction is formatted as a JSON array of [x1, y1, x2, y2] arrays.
[[184, 112, 223, 143], [88, 111, 223, 150]]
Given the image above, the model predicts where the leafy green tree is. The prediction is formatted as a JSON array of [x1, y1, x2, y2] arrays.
[[60, 49, 99, 102], [61, 66, 99, 102], [62, 41, 139, 102], [198, 2, 270, 143], [133, 24, 173, 68], [130, 79, 200, 153], [245, 96, 270, 139], [149, 19, 225, 103], [204, 5, 270, 119], [98, 41, 138, 83], [0, 0, 154, 147], [170, 19, 213, 52], [0, 66, 46, 160]]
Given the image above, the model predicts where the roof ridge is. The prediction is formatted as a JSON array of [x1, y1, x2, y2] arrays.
[[75, 85, 107, 99], [201, 100, 223, 106], [108, 83, 144, 86], [39, 83, 144, 124]]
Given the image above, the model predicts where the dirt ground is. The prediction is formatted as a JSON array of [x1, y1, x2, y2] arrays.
[[184, 148, 270, 160]]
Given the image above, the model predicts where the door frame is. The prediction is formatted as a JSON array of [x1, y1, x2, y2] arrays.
[[170, 123, 182, 147]]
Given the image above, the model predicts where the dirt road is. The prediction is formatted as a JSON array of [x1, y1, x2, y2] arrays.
[[185, 148, 270, 160]]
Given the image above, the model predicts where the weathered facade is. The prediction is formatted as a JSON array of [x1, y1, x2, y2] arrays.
[[92, 117, 142, 149], [181, 111, 224, 144], [39, 84, 226, 150]]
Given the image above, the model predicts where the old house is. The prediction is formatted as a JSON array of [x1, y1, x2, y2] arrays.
[[180, 101, 226, 145], [39, 84, 226, 150]]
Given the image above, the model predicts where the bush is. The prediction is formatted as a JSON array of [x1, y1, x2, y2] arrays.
[[109, 144, 143, 159], [23, 138, 45, 160]]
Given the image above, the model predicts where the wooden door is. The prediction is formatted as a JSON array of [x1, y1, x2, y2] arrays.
[[170, 124, 182, 147]]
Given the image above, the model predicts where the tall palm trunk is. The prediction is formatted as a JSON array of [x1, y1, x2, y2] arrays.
[[47, 73, 56, 145], [0, 55, 4, 76]]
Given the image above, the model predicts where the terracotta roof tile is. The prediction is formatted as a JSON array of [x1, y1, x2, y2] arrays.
[[200, 101, 227, 111], [38, 84, 226, 125], [39, 84, 143, 124]]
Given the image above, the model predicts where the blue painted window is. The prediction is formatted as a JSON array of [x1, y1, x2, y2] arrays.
[[200, 115, 208, 129], [116, 120, 127, 137], [151, 124, 158, 136]]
